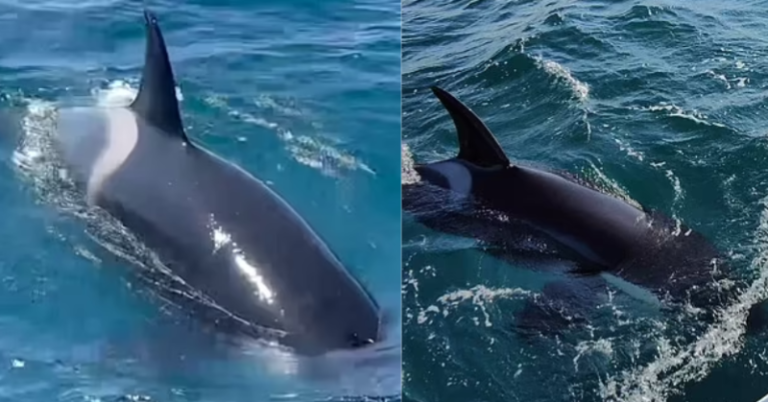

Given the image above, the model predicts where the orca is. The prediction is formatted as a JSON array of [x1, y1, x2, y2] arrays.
[[403, 86, 765, 332], [51, 10, 383, 356]]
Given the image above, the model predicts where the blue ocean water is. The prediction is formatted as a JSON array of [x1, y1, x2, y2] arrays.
[[402, 1, 768, 402], [0, 1, 401, 401]]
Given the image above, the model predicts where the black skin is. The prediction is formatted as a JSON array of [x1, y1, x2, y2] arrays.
[[404, 81, 766, 335], [405, 163, 767, 335]]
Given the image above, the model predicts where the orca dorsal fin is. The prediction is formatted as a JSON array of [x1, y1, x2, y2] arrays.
[[431, 86, 510, 169], [130, 10, 189, 143]]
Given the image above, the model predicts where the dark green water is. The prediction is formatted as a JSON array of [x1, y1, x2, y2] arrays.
[[402, 1, 768, 402], [0, 1, 401, 401]]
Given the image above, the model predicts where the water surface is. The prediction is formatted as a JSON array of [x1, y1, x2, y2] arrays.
[[402, 1, 768, 401], [0, 1, 402, 401]]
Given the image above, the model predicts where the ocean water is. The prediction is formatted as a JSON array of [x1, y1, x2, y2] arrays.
[[402, 1, 768, 402], [0, 0, 401, 401]]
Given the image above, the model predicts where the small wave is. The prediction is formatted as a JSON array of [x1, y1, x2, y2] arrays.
[[536, 57, 590, 103], [583, 161, 642, 210], [285, 135, 376, 177], [632, 103, 728, 129], [705, 69, 750, 90], [618, 5, 678, 21], [203, 95, 374, 177], [612, 138, 645, 162], [610, 131, 685, 215]]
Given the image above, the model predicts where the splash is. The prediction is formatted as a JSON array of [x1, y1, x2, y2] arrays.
[[599, 197, 768, 402], [574, 339, 614, 372], [401, 143, 421, 185], [92, 80, 138, 107], [11, 82, 200, 284], [90, 79, 183, 108]]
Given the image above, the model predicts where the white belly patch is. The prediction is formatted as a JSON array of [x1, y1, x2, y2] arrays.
[[86, 108, 139, 204]]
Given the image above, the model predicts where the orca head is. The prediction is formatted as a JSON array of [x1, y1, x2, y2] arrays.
[[276, 258, 384, 356], [186, 215, 385, 358], [305, 266, 384, 354]]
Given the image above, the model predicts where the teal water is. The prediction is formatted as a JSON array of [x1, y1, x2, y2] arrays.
[[402, 1, 768, 402], [0, 1, 401, 401]]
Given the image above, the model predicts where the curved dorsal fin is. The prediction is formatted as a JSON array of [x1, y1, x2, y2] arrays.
[[431, 86, 510, 169], [130, 10, 189, 143]]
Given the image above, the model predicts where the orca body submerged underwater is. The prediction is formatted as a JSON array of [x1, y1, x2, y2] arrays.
[[51, 10, 383, 356], [403, 86, 765, 332]]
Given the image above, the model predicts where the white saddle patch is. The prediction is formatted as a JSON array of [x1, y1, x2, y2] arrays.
[[428, 160, 473, 197], [86, 108, 139, 204]]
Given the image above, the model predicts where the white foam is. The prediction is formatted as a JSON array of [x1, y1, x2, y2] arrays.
[[91, 80, 183, 108], [12, 99, 57, 176], [536, 57, 590, 103], [599, 196, 768, 402], [401, 143, 421, 185], [633, 103, 728, 129], [417, 285, 532, 328], [613, 137, 645, 162], [93, 80, 137, 107], [574, 338, 614, 372]]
